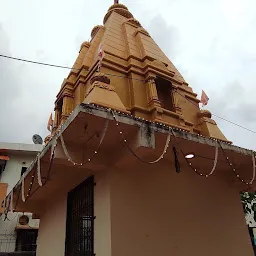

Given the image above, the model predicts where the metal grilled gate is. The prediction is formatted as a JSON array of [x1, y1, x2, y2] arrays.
[[65, 176, 94, 256]]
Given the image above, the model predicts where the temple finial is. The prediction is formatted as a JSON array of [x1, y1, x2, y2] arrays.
[[114, 0, 119, 4]]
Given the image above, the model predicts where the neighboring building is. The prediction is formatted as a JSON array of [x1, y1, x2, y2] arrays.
[[246, 208, 256, 255], [0, 142, 42, 254], [246, 207, 256, 227], [248, 227, 256, 255], [3, 1, 256, 256]]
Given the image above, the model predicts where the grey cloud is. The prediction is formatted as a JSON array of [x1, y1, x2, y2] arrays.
[[0, 25, 22, 104], [202, 80, 256, 149], [208, 81, 256, 126], [0, 0, 256, 152], [146, 15, 180, 59], [0, 24, 9, 52], [0, 23, 67, 144], [143, 14, 256, 149]]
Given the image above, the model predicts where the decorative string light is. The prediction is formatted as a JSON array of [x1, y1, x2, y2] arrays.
[[218, 142, 253, 186], [186, 144, 218, 177], [46, 141, 57, 181], [23, 168, 36, 201], [9, 190, 13, 213], [60, 119, 109, 166], [21, 175, 26, 202], [112, 110, 171, 164], [11, 139, 58, 205], [250, 151, 256, 185], [25, 142, 58, 200], [50, 140, 57, 159], [14, 131, 62, 203], [110, 107, 252, 183], [4, 103, 256, 214], [3, 194, 9, 215], [3, 110, 109, 211], [171, 129, 219, 177], [37, 154, 43, 187], [4, 193, 11, 215], [2, 197, 6, 215]]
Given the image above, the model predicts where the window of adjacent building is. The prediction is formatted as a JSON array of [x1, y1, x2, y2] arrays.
[[155, 77, 175, 112], [0, 160, 7, 178], [21, 167, 27, 177], [15, 229, 38, 252]]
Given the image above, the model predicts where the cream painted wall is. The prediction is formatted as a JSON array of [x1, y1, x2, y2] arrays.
[[109, 162, 254, 256], [36, 193, 67, 256], [36, 171, 112, 256], [36, 160, 254, 256], [94, 171, 111, 256]]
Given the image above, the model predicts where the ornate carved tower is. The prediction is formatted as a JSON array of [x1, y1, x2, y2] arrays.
[[47, 2, 227, 142]]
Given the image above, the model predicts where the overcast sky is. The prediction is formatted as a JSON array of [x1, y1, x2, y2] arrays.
[[0, 0, 256, 150]]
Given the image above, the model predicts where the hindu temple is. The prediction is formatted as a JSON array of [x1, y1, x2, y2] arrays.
[[2, 2, 256, 256]]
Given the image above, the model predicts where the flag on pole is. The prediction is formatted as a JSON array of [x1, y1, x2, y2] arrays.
[[97, 44, 104, 71], [47, 113, 53, 132], [200, 90, 209, 106]]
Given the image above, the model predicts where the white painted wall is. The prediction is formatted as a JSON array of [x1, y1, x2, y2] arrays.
[[1, 154, 35, 194], [0, 212, 39, 235], [0, 145, 42, 252], [94, 171, 111, 256], [36, 163, 254, 256]]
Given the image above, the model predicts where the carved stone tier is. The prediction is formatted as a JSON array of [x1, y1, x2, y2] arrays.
[[50, 3, 229, 142], [91, 25, 104, 39], [104, 4, 133, 24], [83, 73, 130, 114], [90, 73, 111, 85], [197, 110, 228, 141], [126, 18, 141, 27], [80, 41, 90, 52], [146, 76, 161, 107]]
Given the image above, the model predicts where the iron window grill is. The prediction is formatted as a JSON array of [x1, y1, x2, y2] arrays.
[[0, 232, 37, 253], [65, 176, 94, 256]]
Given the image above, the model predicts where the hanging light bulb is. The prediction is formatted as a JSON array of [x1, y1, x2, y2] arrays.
[[185, 153, 195, 159]]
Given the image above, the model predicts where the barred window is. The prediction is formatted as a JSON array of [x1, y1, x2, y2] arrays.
[[65, 176, 94, 256]]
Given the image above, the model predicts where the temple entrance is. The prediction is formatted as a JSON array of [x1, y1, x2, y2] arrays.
[[155, 77, 175, 112], [65, 176, 94, 256]]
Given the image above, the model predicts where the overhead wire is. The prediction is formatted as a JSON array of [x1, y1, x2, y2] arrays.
[[0, 53, 255, 134], [0, 54, 80, 70], [0, 53, 145, 81], [173, 89, 256, 134]]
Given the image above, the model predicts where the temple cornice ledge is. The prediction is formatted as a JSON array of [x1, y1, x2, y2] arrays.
[[125, 18, 141, 27], [104, 7, 133, 24], [91, 25, 104, 39], [90, 73, 111, 85]]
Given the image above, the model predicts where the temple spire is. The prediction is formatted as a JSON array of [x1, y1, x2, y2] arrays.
[[114, 0, 119, 4]]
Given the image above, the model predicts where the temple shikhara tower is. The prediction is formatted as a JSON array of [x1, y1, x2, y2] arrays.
[[48, 2, 227, 142], [2, 2, 256, 256]]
